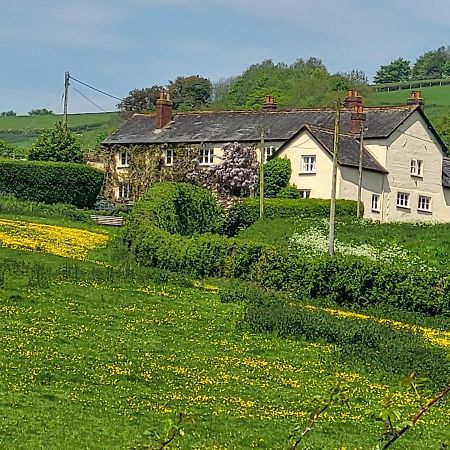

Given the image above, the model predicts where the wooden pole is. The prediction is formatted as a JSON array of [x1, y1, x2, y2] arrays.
[[357, 123, 364, 218], [259, 126, 265, 220], [328, 101, 340, 257], [63, 71, 70, 125]]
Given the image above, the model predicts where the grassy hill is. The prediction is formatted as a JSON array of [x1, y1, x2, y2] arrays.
[[0, 112, 124, 150], [370, 84, 450, 123]]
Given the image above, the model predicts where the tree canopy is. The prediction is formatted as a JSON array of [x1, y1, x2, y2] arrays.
[[28, 122, 84, 163], [412, 46, 450, 80], [373, 58, 411, 84], [168, 75, 212, 111], [28, 108, 54, 116]]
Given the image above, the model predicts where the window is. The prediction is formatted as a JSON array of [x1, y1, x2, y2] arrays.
[[164, 149, 174, 166], [371, 194, 380, 212], [118, 183, 132, 200], [199, 147, 214, 165], [397, 192, 410, 208], [418, 195, 431, 212], [118, 151, 129, 167], [263, 146, 276, 163], [299, 190, 311, 199], [411, 159, 423, 177], [301, 155, 316, 173]]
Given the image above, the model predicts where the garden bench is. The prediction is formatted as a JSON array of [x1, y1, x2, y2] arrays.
[[90, 215, 124, 227]]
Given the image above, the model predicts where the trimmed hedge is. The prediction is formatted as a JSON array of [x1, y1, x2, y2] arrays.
[[220, 283, 450, 388], [222, 198, 359, 236], [0, 159, 104, 208]]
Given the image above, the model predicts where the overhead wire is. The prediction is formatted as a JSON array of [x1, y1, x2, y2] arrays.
[[69, 75, 122, 102], [71, 86, 107, 112]]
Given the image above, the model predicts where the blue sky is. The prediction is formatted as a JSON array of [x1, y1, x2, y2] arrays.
[[1, 0, 449, 115]]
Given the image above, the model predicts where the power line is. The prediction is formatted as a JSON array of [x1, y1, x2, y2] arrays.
[[72, 86, 107, 112], [69, 75, 122, 102]]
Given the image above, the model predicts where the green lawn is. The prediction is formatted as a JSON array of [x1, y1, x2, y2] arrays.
[[0, 215, 449, 449], [0, 112, 124, 150]]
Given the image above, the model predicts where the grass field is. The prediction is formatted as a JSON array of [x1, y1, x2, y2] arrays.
[[0, 112, 124, 150], [0, 213, 449, 449], [371, 84, 450, 123]]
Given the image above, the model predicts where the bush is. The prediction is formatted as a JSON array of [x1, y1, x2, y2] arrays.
[[126, 182, 224, 237], [222, 283, 450, 388], [222, 198, 358, 236], [277, 185, 300, 199], [0, 160, 104, 208], [260, 158, 291, 197]]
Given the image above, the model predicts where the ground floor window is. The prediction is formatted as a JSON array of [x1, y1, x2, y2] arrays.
[[199, 147, 214, 165], [396, 192, 410, 208], [371, 194, 380, 212], [263, 146, 277, 163], [118, 183, 132, 201], [299, 190, 311, 199], [418, 195, 431, 212]]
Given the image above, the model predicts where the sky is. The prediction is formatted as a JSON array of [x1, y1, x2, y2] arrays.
[[1, 0, 449, 115]]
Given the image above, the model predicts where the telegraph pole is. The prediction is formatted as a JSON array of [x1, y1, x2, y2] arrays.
[[328, 101, 341, 257], [259, 126, 265, 220], [357, 123, 365, 219], [63, 71, 70, 125]]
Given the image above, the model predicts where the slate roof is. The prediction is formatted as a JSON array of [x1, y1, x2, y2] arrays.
[[103, 106, 418, 145], [443, 158, 450, 188], [277, 126, 387, 173]]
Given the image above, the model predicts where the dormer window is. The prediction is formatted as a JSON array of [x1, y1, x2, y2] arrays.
[[411, 159, 423, 177]]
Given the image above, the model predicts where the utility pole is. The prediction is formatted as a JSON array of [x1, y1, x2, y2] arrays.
[[328, 101, 341, 257], [357, 123, 364, 219], [259, 126, 265, 220], [63, 71, 70, 125]]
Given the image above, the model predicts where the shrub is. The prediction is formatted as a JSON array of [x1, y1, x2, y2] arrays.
[[0, 160, 104, 208], [222, 198, 358, 236], [222, 283, 450, 388], [277, 185, 301, 199], [260, 157, 291, 197], [126, 182, 224, 237]]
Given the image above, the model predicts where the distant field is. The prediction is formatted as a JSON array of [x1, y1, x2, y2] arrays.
[[0, 112, 124, 150], [371, 84, 450, 123]]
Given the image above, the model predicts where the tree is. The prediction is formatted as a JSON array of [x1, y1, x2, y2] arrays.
[[28, 122, 84, 163], [117, 85, 164, 112], [436, 112, 450, 152], [1, 110, 16, 117], [332, 70, 368, 91], [28, 108, 54, 116], [168, 75, 212, 111], [373, 58, 411, 84], [412, 46, 450, 80]]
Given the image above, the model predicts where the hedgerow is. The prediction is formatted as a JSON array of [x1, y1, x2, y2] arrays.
[[126, 182, 449, 316], [0, 159, 104, 208], [219, 283, 450, 388], [222, 198, 358, 236]]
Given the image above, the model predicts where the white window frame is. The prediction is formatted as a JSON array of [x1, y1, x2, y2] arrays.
[[118, 150, 129, 168], [164, 149, 174, 166], [263, 146, 277, 163], [411, 159, 423, 177], [397, 192, 410, 209], [418, 195, 431, 212], [199, 146, 214, 166], [118, 183, 131, 201], [371, 194, 381, 212], [301, 155, 316, 174], [299, 190, 311, 199]]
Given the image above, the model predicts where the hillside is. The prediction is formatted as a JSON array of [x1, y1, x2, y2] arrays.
[[371, 84, 450, 123], [0, 112, 124, 150]]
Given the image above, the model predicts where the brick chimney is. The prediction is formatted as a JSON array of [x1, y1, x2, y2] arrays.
[[156, 92, 173, 128], [406, 90, 425, 109], [262, 95, 277, 112], [343, 89, 362, 109], [350, 105, 366, 135]]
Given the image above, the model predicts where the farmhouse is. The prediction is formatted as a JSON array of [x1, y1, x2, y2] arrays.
[[102, 90, 450, 222]]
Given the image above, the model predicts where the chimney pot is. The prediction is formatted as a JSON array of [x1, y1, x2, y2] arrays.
[[344, 89, 362, 109], [262, 95, 277, 112], [406, 90, 425, 109]]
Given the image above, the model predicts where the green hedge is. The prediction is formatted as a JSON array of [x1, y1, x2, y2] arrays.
[[258, 157, 291, 197], [220, 283, 450, 388], [222, 198, 359, 235], [127, 182, 223, 237], [0, 159, 104, 208]]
